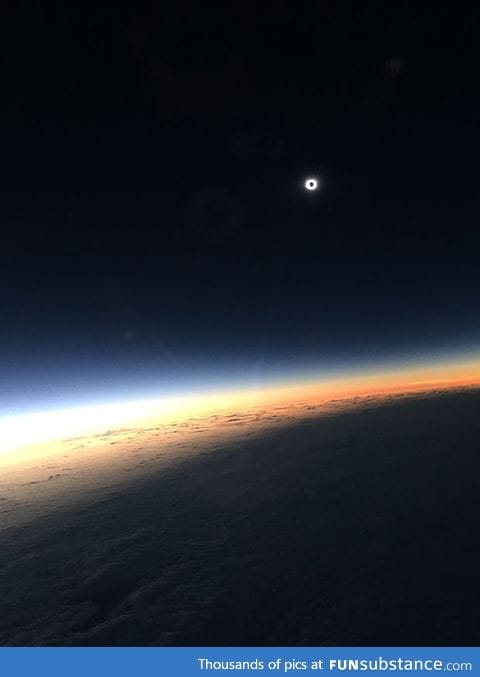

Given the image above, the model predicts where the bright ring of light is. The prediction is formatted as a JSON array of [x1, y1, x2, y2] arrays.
[[304, 178, 318, 191]]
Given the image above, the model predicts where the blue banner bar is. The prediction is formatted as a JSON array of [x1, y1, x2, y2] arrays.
[[0, 647, 478, 677]]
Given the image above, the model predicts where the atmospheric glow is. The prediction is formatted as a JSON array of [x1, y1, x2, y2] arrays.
[[304, 177, 319, 191], [2, 353, 480, 464], [0, 396, 189, 454], [0, 389, 264, 459]]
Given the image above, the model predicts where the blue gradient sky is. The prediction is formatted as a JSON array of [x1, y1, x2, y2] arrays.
[[3, 336, 480, 417], [3, 5, 480, 420]]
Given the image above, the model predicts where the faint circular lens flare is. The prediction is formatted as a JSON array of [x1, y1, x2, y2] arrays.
[[304, 177, 319, 191]]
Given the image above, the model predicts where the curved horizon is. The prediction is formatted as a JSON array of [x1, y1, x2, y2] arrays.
[[2, 351, 480, 461]]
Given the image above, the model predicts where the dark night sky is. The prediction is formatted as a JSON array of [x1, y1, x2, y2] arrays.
[[2, 2, 480, 412]]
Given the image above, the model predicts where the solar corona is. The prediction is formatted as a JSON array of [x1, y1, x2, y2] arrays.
[[304, 177, 319, 190], [2, 0, 480, 654]]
